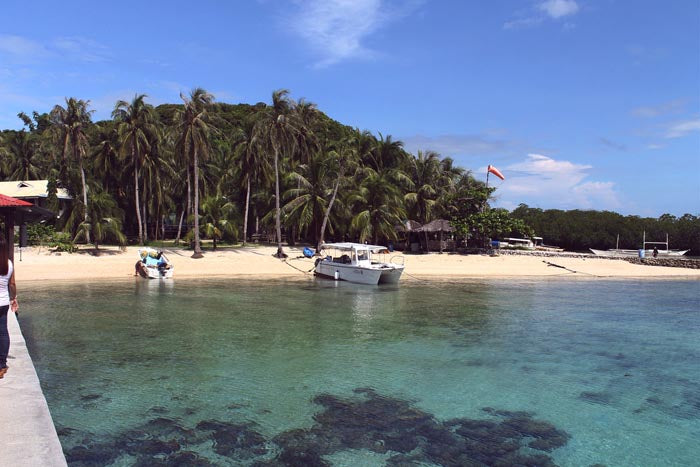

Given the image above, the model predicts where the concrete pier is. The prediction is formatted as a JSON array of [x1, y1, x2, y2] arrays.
[[0, 312, 67, 466]]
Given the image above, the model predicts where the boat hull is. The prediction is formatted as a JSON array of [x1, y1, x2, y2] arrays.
[[138, 264, 174, 279], [378, 266, 404, 284], [590, 248, 689, 258], [315, 262, 383, 285]]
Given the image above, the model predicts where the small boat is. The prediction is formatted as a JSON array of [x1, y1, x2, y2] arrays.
[[315, 242, 405, 285], [493, 237, 563, 252], [135, 247, 174, 279], [589, 233, 688, 258], [532, 236, 564, 252]]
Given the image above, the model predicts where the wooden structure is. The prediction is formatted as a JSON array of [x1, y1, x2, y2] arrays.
[[416, 219, 455, 253], [0, 194, 54, 262], [396, 220, 423, 252]]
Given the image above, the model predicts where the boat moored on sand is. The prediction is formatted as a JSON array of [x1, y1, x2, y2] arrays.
[[315, 242, 404, 285], [589, 233, 688, 258], [135, 248, 174, 279]]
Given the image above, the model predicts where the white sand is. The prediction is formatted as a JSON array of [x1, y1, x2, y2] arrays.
[[12, 245, 700, 284]]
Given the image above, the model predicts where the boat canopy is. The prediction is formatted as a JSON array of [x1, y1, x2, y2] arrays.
[[321, 242, 389, 253]]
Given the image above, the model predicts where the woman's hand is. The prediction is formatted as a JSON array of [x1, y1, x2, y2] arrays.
[[10, 298, 18, 314]]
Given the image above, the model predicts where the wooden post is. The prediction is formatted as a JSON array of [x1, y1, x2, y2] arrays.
[[4, 210, 15, 262]]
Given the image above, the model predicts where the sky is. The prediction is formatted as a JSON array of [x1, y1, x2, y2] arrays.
[[1, 0, 698, 217]]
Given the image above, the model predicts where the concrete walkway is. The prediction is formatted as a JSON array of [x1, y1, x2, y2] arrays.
[[0, 312, 67, 466]]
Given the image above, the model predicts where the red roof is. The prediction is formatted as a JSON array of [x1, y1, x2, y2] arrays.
[[0, 193, 33, 207]]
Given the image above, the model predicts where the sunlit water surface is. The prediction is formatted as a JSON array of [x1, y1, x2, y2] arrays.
[[21, 277, 700, 466]]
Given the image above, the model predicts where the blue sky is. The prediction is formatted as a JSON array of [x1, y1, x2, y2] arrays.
[[1, 0, 698, 216]]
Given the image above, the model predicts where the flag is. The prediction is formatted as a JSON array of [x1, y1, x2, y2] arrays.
[[487, 165, 505, 180]]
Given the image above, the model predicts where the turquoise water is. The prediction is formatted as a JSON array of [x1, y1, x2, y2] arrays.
[[21, 277, 700, 466]]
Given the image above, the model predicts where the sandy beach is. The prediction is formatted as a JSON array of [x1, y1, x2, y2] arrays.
[[12, 245, 700, 284]]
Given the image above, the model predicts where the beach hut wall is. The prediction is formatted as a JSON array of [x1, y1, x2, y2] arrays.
[[415, 219, 455, 253]]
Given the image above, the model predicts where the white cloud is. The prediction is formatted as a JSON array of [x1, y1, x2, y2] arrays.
[[52, 36, 111, 62], [401, 133, 507, 157], [538, 0, 579, 19], [287, 0, 421, 67], [0, 34, 46, 57], [487, 154, 622, 211], [664, 119, 700, 139], [631, 99, 687, 118], [504, 0, 580, 30], [0, 34, 110, 64]]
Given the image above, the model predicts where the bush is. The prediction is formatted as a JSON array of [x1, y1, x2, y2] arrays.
[[48, 232, 77, 253], [26, 224, 56, 246]]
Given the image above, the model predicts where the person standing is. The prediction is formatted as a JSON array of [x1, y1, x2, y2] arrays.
[[0, 234, 19, 379]]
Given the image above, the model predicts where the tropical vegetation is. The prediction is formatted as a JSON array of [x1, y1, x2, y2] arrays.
[[1, 89, 698, 256]]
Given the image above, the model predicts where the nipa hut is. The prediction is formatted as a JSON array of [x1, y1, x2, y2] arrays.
[[396, 220, 423, 252], [416, 219, 455, 253]]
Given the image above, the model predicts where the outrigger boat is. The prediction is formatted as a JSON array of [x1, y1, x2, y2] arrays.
[[135, 247, 174, 279], [315, 242, 404, 285], [589, 233, 688, 258]]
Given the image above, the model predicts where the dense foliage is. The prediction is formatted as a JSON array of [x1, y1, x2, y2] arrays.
[[1, 89, 697, 255], [511, 205, 700, 255]]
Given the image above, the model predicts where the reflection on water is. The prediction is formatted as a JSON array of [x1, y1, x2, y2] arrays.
[[21, 277, 700, 466]]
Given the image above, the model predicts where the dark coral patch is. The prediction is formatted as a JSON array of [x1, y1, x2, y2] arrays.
[[61, 389, 575, 466]]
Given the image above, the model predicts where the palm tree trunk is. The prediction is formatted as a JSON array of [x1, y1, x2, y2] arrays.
[[273, 149, 285, 258], [243, 178, 250, 246], [142, 200, 148, 243], [192, 147, 203, 258], [317, 171, 342, 252], [175, 209, 185, 245], [134, 151, 143, 244], [79, 162, 90, 244]]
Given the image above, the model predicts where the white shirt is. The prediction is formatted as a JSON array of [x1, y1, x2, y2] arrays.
[[0, 260, 14, 307]]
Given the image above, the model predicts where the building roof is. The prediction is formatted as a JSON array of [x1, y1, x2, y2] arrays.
[[0, 180, 72, 200], [0, 193, 33, 207], [396, 220, 423, 232], [416, 219, 454, 232]]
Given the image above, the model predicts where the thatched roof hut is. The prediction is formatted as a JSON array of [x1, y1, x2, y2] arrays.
[[415, 219, 454, 253], [416, 219, 454, 233], [396, 220, 423, 232]]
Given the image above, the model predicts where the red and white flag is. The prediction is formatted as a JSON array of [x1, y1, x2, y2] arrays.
[[487, 165, 505, 180]]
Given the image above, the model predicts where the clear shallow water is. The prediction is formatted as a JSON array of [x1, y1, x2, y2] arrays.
[[21, 277, 700, 466]]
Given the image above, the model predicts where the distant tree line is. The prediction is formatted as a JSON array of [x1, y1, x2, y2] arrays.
[[511, 205, 700, 255]]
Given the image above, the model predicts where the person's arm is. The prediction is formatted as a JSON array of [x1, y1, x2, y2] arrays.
[[9, 270, 18, 314]]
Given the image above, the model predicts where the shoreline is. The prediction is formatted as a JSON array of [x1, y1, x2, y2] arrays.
[[14, 245, 700, 285]]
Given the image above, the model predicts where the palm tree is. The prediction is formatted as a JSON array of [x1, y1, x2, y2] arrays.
[[174, 88, 215, 258], [316, 135, 359, 251], [71, 188, 126, 251], [200, 193, 238, 250], [253, 89, 300, 258], [112, 94, 159, 245], [350, 167, 407, 244], [49, 97, 94, 243], [281, 150, 332, 244], [231, 117, 269, 246], [405, 150, 441, 224], [3, 130, 44, 180]]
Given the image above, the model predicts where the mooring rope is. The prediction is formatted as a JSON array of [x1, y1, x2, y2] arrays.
[[542, 260, 603, 277], [281, 258, 316, 275]]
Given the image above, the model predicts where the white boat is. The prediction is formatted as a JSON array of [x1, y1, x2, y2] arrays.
[[589, 248, 688, 258], [589, 233, 688, 258], [494, 237, 564, 252], [532, 236, 564, 252], [135, 248, 174, 279], [315, 242, 405, 285]]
